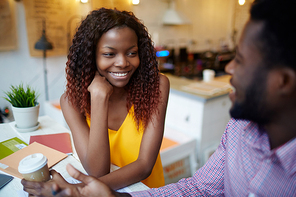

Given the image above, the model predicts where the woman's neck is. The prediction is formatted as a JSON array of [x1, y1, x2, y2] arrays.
[[109, 87, 127, 103]]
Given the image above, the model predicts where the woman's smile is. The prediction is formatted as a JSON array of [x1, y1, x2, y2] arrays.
[[109, 72, 129, 77], [108, 71, 130, 80]]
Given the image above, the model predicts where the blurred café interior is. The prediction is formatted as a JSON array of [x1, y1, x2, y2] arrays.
[[0, 0, 252, 184]]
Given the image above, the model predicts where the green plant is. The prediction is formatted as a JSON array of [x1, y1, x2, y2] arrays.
[[3, 84, 39, 108]]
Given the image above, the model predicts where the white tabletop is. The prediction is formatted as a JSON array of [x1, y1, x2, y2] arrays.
[[0, 116, 149, 196]]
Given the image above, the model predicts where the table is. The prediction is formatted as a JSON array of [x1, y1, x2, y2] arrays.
[[0, 116, 149, 196], [44, 102, 199, 185]]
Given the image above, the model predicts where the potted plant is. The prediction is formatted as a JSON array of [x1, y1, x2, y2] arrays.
[[3, 84, 40, 132]]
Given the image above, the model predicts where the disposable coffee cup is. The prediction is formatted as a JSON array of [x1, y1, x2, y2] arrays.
[[203, 69, 215, 82], [18, 153, 50, 182]]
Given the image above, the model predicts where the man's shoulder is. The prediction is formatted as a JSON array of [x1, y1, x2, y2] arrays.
[[224, 118, 256, 139], [220, 119, 254, 151], [227, 118, 252, 128]]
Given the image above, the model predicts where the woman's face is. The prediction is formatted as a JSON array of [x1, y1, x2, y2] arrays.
[[96, 26, 140, 88]]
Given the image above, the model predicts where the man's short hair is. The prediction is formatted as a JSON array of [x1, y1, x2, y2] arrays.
[[250, 0, 296, 70]]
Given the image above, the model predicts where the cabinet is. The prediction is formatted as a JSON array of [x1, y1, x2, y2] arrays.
[[160, 127, 197, 184], [165, 74, 231, 167]]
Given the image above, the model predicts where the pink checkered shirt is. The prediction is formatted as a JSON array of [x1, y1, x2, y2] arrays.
[[131, 118, 296, 196]]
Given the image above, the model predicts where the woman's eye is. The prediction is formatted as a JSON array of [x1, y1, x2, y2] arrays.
[[127, 52, 137, 57], [103, 53, 115, 57]]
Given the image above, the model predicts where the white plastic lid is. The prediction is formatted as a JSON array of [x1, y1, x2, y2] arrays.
[[18, 153, 48, 174]]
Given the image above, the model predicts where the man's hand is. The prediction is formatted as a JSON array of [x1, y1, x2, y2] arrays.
[[21, 164, 131, 197], [21, 169, 76, 197], [53, 164, 131, 197]]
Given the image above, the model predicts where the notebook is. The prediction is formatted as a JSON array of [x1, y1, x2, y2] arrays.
[[0, 173, 13, 189]]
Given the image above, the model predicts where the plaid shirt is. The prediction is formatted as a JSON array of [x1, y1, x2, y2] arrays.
[[131, 118, 296, 196]]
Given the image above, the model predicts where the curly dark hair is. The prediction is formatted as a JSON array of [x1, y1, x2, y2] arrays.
[[250, 0, 296, 71], [65, 8, 160, 129]]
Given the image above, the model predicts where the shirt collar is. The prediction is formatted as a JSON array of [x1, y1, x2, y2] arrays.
[[243, 121, 296, 175], [243, 121, 270, 152], [275, 137, 296, 175]]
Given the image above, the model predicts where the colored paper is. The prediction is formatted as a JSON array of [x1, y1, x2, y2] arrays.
[[0, 137, 28, 160], [30, 133, 72, 155]]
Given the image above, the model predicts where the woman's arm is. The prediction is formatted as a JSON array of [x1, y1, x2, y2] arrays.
[[97, 74, 170, 189], [60, 72, 113, 178]]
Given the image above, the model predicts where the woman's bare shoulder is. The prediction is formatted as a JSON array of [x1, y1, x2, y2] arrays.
[[60, 93, 68, 107], [159, 73, 170, 87], [60, 92, 76, 112], [159, 73, 170, 91]]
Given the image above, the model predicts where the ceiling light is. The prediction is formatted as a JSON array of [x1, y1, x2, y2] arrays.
[[132, 0, 140, 5], [238, 0, 245, 5]]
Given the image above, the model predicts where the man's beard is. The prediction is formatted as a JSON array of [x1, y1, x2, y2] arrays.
[[230, 71, 271, 125]]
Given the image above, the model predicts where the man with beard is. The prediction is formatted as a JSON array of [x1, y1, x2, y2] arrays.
[[22, 0, 296, 196]]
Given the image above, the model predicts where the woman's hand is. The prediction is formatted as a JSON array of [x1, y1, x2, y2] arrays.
[[88, 71, 113, 98]]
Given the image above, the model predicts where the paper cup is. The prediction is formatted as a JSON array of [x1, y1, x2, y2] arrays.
[[18, 153, 50, 182], [203, 69, 215, 82]]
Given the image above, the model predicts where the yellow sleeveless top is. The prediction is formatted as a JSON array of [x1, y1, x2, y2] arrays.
[[86, 106, 164, 188]]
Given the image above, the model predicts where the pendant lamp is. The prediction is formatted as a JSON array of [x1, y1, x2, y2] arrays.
[[34, 19, 53, 101], [162, 0, 191, 25]]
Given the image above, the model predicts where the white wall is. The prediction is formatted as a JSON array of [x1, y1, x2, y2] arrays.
[[0, 0, 247, 116], [134, 0, 235, 53], [0, 2, 67, 116]]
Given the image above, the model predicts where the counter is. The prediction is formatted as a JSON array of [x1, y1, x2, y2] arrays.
[[166, 73, 232, 102]]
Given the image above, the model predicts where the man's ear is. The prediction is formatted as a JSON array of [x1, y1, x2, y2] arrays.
[[277, 68, 296, 95]]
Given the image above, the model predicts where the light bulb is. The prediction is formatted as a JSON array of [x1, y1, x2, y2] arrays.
[[238, 0, 245, 5], [132, 0, 140, 5], [80, 0, 88, 3]]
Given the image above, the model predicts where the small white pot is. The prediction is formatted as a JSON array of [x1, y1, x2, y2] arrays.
[[12, 103, 40, 129]]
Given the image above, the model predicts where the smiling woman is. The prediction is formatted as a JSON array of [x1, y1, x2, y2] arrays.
[[95, 27, 140, 88], [21, 8, 170, 195], [62, 8, 170, 189]]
